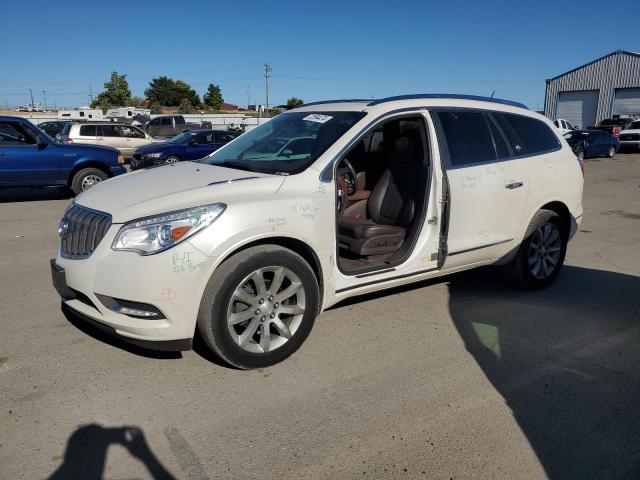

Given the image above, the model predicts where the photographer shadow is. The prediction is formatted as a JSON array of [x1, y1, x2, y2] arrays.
[[49, 424, 176, 480]]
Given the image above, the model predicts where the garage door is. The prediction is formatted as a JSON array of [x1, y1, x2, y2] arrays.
[[556, 90, 599, 129], [613, 88, 640, 117]]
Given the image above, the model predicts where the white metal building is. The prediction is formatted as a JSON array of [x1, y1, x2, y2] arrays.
[[544, 50, 640, 128]]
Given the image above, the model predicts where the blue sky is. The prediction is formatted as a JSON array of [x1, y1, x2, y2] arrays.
[[2, 0, 639, 110]]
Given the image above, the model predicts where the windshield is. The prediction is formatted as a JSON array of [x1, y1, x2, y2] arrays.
[[204, 111, 366, 174], [169, 131, 196, 144]]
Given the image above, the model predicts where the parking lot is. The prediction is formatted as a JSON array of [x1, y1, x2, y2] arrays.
[[1, 153, 639, 479]]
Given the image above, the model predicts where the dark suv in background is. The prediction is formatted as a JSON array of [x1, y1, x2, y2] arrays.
[[0, 116, 126, 195]]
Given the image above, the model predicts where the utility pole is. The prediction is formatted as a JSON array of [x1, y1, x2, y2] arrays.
[[264, 63, 272, 117], [29, 88, 34, 110], [89, 84, 93, 106], [42, 90, 47, 111], [246, 85, 251, 109]]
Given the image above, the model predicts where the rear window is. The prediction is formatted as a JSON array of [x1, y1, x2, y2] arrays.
[[628, 121, 640, 129], [436, 111, 498, 166], [600, 118, 628, 126], [494, 113, 560, 155], [79, 125, 97, 136]]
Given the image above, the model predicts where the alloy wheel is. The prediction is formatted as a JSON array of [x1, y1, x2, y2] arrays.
[[226, 266, 306, 354], [527, 222, 562, 279], [81, 174, 103, 191]]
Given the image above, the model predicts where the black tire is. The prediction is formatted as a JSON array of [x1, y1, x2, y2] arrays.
[[197, 245, 320, 369], [164, 155, 180, 165], [503, 209, 567, 290], [607, 146, 616, 158], [70, 167, 108, 195]]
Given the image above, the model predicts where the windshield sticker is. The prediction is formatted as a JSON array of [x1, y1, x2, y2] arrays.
[[303, 114, 333, 124]]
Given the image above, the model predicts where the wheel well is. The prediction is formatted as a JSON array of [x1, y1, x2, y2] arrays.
[[540, 201, 571, 238], [67, 162, 112, 186], [222, 237, 324, 304]]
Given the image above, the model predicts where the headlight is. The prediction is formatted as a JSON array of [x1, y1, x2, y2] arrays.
[[146, 152, 163, 158], [112, 203, 226, 255]]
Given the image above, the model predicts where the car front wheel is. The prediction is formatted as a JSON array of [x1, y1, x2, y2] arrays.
[[504, 209, 567, 289], [197, 245, 320, 369], [607, 146, 616, 158], [70, 167, 108, 195]]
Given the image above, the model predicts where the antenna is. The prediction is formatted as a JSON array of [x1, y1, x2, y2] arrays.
[[490, 90, 495, 98]]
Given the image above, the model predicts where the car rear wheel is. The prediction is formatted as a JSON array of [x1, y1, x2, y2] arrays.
[[197, 245, 320, 369], [607, 146, 616, 158], [503, 209, 567, 290], [70, 167, 108, 195]]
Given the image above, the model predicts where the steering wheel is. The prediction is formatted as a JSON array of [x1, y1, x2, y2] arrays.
[[337, 158, 357, 196]]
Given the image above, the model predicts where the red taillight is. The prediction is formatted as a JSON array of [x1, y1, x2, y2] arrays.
[[613, 127, 621, 137], [64, 138, 72, 142]]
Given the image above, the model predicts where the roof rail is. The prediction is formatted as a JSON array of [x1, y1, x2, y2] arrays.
[[367, 94, 528, 109], [301, 99, 371, 107]]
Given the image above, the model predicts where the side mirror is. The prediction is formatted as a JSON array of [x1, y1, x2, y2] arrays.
[[281, 149, 293, 157], [37, 136, 49, 149]]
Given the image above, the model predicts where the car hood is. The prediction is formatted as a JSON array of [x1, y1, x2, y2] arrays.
[[75, 161, 284, 223], [135, 142, 179, 154]]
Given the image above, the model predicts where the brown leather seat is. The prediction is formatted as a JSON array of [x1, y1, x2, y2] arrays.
[[338, 132, 422, 256]]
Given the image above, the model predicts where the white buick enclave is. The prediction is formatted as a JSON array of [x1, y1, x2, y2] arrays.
[[52, 95, 584, 368]]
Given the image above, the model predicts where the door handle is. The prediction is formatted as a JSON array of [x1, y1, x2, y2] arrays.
[[505, 181, 524, 190]]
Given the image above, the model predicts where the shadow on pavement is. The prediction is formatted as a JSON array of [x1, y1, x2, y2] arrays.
[[0, 186, 72, 203], [48, 424, 176, 479], [332, 265, 640, 478], [448, 266, 640, 479]]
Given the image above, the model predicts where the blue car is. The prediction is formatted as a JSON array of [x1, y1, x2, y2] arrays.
[[563, 129, 619, 160], [130, 129, 240, 170], [0, 116, 126, 195]]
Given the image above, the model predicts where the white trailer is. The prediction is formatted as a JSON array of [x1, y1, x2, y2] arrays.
[[105, 107, 151, 119], [57, 109, 104, 120]]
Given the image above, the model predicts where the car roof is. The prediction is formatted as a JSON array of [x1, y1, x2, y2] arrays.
[[294, 94, 528, 114]]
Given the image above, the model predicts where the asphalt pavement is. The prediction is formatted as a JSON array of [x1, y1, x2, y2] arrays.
[[1, 153, 639, 479]]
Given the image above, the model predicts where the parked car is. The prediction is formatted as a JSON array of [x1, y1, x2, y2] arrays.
[[553, 118, 576, 134], [37, 120, 75, 139], [0, 116, 125, 195], [563, 129, 619, 159], [52, 94, 583, 369], [60, 122, 155, 158], [618, 119, 640, 151], [130, 129, 240, 170], [144, 115, 212, 138], [592, 117, 633, 137]]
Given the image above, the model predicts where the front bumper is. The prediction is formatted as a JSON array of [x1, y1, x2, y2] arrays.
[[51, 226, 216, 350]]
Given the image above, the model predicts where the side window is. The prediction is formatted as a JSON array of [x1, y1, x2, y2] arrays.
[[79, 125, 97, 136], [0, 122, 37, 145], [79, 111, 85, 117], [486, 115, 511, 159], [149, 118, 159, 126], [99, 125, 122, 137], [121, 126, 144, 138], [160, 117, 172, 126], [174, 116, 185, 125], [216, 132, 237, 143], [495, 113, 560, 155], [436, 111, 497, 166], [194, 133, 212, 144]]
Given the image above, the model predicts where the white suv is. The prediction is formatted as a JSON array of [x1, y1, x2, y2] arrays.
[[51, 95, 584, 369]]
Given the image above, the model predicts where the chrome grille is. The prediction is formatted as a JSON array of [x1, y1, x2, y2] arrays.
[[59, 204, 112, 259]]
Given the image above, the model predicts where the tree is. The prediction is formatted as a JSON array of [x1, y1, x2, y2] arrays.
[[91, 71, 131, 109], [145, 76, 200, 107], [178, 98, 196, 114], [286, 97, 304, 108], [149, 101, 163, 114], [203, 84, 224, 110], [126, 95, 146, 107]]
